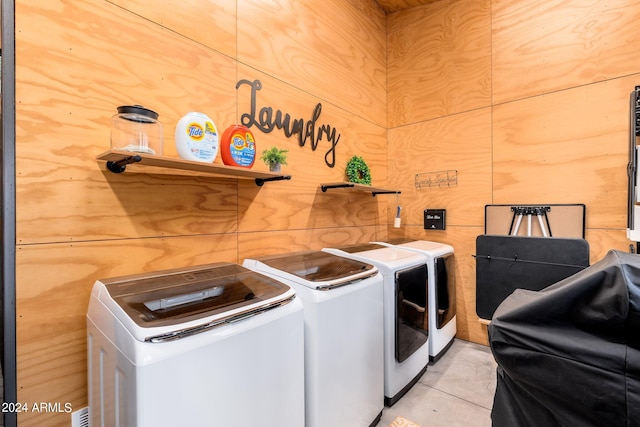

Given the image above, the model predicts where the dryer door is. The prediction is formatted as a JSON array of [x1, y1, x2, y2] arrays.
[[395, 264, 428, 363], [435, 254, 456, 329]]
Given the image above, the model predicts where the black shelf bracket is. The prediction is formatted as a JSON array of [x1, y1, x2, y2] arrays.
[[255, 175, 292, 187], [372, 190, 401, 197], [106, 155, 142, 173], [321, 183, 354, 192], [321, 182, 401, 196]]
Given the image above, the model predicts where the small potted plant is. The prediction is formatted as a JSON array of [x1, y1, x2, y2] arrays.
[[345, 155, 371, 185], [260, 146, 289, 172]]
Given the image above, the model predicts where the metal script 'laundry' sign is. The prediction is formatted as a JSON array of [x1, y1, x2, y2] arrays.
[[236, 79, 340, 168]]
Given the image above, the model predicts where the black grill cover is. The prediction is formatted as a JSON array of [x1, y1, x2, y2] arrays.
[[488, 250, 640, 427]]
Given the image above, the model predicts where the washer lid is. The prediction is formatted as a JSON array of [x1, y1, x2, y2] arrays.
[[254, 250, 376, 284], [100, 263, 291, 328], [326, 243, 428, 271], [394, 239, 454, 256]]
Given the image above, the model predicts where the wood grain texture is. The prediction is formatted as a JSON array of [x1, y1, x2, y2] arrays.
[[238, 226, 387, 262], [16, 235, 237, 425], [107, 0, 237, 58], [238, 0, 387, 127], [236, 65, 388, 232], [18, 329, 87, 427], [387, 108, 492, 227], [13, 1, 393, 421], [234, 66, 388, 181], [492, 78, 631, 229], [585, 228, 632, 264], [387, 0, 491, 127], [17, 170, 239, 244], [239, 179, 388, 232], [387, 0, 640, 348], [15, 0, 237, 159], [375, 0, 442, 14], [493, 0, 640, 104], [14, 0, 640, 420], [15, 0, 239, 244]]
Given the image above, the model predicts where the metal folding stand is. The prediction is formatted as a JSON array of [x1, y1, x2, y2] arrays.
[[508, 206, 552, 237]]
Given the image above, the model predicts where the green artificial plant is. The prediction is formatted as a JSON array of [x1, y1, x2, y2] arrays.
[[345, 155, 371, 185], [260, 146, 289, 166], [260, 146, 289, 172]]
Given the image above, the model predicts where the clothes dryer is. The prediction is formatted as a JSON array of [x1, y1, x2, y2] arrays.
[[323, 243, 429, 406], [87, 263, 304, 427], [243, 250, 384, 427], [375, 239, 456, 362]]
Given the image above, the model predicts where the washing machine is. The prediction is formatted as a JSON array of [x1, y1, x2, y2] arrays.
[[87, 262, 304, 427], [243, 250, 384, 427], [375, 239, 456, 363], [323, 243, 430, 407]]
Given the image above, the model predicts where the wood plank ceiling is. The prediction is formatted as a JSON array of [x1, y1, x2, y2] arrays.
[[375, 0, 441, 13]]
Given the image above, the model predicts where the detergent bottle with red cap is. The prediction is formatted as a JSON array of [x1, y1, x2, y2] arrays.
[[220, 124, 257, 168]]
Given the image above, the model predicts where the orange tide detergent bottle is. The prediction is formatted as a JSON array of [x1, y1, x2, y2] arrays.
[[175, 112, 219, 163], [221, 124, 256, 168]]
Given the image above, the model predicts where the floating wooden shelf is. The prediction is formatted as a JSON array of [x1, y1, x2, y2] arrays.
[[320, 181, 400, 196], [97, 150, 291, 186]]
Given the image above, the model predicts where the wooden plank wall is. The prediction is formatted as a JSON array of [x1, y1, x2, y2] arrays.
[[14, 0, 640, 424], [14, 0, 386, 424], [387, 0, 639, 345]]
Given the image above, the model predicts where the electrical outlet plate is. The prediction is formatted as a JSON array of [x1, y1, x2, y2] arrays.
[[424, 209, 446, 230]]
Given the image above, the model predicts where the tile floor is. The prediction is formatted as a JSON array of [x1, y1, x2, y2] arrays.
[[376, 339, 498, 427]]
